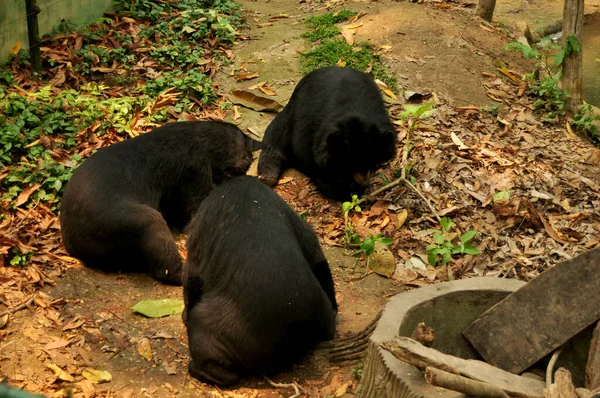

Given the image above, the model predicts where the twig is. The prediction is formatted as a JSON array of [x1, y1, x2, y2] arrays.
[[355, 120, 441, 222], [356, 175, 440, 221], [404, 178, 441, 221], [546, 348, 563, 387], [0, 294, 36, 318], [7, 200, 40, 235], [263, 376, 302, 398]]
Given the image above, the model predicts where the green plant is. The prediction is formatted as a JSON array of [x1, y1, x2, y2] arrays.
[[8, 247, 33, 267], [505, 35, 581, 122], [492, 190, 510, 202], [572, 103, 600, 146], [301, 38, 397, 91], [341, 194, 362, 244], [353, 233, 393, 269], [426, 217, 480, 266], [142, 69, 217, 114], [352, 366, 363, 380], [399, 101, 435, 134], [302, 10, 356, 42]]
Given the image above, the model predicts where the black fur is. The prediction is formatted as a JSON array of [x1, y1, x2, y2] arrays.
[[60, 121, 256, 285], [258, 66, 397, 200], [183, 176, 337, 385]]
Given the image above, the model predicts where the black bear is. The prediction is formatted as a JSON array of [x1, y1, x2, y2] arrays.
[[258, 66, 397, 201], [183, 176, 337, 385], [60, 121, 256, 285]]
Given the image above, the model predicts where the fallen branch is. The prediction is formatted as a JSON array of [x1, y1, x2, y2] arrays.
[[425, 367, 510, 398], [264, 376, 303, 398], [0, 294, 36, 318], [356, 127, 441, 222]]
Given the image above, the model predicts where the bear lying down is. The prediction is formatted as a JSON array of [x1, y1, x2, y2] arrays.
[[60, 121, 256, 285]]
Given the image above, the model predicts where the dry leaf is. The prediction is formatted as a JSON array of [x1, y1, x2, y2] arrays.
[[341, 29, 355, 45], [233, 105, 241, 120], [334, 381, 352, 397], [77, 380, 95, 398], [277, 176, 294, 185], [0, 314, 8, 329], [345, 22, 363, 29], [374, 79, 397, 100], [10, 41, 22, 54], [234, 72, 259, 81], [137, 337, 153, 361], [392, 265, 418, 283], [46, 363, 75, 382], [259, 86, 277, 96], [62, 317, 85, 331], [15, 183, 41, 207], [82, 368, 113, 384], [396, 209, 408, 229], [229, 90, 283, 112], [44, 338, 71, 350], [370, 246, 396, 278], [450, 132, 469, 150]]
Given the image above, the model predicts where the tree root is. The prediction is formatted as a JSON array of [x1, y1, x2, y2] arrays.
[[264, 376, 305, 398]]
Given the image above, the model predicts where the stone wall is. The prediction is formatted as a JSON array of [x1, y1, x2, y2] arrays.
[[0, 0, 112, 62]]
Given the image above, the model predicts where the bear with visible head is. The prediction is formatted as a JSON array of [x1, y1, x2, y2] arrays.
[[258, 66, 397, 201], [183, 176, 337, 385], [60, 121, 256, 285]]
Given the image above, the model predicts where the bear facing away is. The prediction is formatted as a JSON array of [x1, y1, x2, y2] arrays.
[[60, 121, 256, 285], [183, 176, 337, 385], [258, 66, 397, 201]]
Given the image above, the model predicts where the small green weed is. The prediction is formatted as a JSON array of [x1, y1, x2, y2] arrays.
[[8, 247, 33, 267], [426, 217, 481, 266], [504, 35, 580, 122], [399, 101, 435, 134], [341, 194, 362, 244], [352, 366, 363, 380], [353, 233, 394, 271], [572, 104, 600, 145], [354, 233, 393, 259]]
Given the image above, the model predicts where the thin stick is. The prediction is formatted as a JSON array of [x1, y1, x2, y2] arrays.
[[546, 348, 563, 387], [0, 294, 36, 318], [7, 200, 40, 235], [404, 178, 441, 221], [356, 122, 441, 222], [356, 175, 440, 221], [263, 376, 301, 398]]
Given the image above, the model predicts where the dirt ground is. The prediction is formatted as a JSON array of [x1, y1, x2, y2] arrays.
[[2, 0, 600, 397]]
